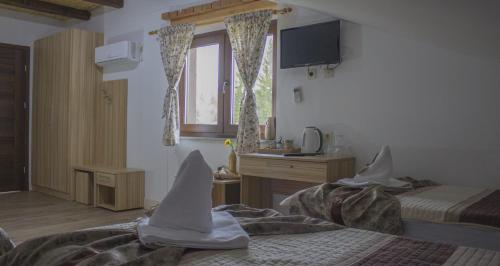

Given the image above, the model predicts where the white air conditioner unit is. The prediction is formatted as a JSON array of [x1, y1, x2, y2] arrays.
[[95, 41, 140, 67]]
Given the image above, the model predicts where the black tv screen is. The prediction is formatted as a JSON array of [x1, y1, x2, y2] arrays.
[[280, 20, 340, 69]]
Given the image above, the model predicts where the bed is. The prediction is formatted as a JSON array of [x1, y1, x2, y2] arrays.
[[277, 178, 500, 252], [395, 184, 500, 251], [1, 205, 499, 266]]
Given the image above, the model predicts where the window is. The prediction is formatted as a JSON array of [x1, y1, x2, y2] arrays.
[[179, 21, 277, 138]]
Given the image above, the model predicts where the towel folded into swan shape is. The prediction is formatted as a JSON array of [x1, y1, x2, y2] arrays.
[[337, 146, 410, 188], [138, 150, 249, 249]]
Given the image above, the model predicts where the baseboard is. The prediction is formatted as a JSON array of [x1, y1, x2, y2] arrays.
[[32, 185, 71, 200]]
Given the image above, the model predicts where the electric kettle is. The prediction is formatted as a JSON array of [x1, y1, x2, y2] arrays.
[[301, 127, 323, 153]]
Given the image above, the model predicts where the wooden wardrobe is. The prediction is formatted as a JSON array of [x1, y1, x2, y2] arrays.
[[32, 28, 126, 200]]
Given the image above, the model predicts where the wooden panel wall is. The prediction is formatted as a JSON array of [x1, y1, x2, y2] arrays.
[[94, 79, 127, 168]]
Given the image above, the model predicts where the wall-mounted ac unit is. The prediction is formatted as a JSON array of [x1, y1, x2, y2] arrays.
[[95, 41, 140, 67]]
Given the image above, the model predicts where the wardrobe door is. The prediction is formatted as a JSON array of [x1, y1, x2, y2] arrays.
[[66, 29, 103, 198], [32, 31, 71, 196], [67, 29, 102, 168]]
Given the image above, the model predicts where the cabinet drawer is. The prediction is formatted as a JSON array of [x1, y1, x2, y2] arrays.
[[240, 157, 327, 183], [95, 172, 116, 187]]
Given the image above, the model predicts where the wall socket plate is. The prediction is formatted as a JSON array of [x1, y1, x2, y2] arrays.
[[307, 67, 317, 80], [293, 87, 303, 103], [324, 66, 335, 78]]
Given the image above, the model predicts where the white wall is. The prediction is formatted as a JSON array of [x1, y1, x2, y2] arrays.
[[0, 15, 63, 46], [0, 15, 65, 189], [278, 8, 500, 188], [282, 0, 500, 63]]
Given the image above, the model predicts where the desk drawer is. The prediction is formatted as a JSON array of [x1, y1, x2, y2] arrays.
[[240, 157, 327, 183], [95, 172, 116, 187]]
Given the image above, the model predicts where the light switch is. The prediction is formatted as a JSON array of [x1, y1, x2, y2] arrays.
[[293, 87, 303, 103]]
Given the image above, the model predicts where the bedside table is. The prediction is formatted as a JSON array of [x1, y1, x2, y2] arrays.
[[239, 153, 355, 208], [73, 165, 145, 211], [212, 179, 240, 207]]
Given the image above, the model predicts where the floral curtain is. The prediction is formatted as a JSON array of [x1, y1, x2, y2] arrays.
[[225, 10, 272, 154], [157, 24, 195, 146]]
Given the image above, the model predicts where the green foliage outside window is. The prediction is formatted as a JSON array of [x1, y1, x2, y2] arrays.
[[232, 36, 273, 125]]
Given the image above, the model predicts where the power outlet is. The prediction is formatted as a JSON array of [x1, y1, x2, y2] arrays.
[[324, 66, 335, 78], [307, 67, 317, 80]]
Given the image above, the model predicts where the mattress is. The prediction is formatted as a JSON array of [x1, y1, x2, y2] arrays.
[[397, 185, 500, 228]]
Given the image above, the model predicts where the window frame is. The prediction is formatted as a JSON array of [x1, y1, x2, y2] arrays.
[[179, 20, 277, 138], [179, 30, 226, 136]]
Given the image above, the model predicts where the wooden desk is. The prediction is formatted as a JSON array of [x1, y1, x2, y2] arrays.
[[239, 153, 355, 208]]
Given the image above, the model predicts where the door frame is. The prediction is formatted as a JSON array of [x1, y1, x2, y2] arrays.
[[0, 42, 30, 191]]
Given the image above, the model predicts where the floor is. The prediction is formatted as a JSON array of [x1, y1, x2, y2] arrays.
[[0, 191, 145, 243]]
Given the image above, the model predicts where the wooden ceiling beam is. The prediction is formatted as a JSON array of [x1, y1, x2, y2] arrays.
[[0, 0, 91, 20], [81, 0, 123, 8], [162, 0, 277, 25]]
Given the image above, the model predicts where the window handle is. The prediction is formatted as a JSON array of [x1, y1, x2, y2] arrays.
[[222, 80, 229, 95]]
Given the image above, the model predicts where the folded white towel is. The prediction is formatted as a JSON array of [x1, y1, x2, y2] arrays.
[[138, 211, 249, 249], [148, 150, 214, 233], [337, 146, 410, 188], [138, 150, 249, 249]]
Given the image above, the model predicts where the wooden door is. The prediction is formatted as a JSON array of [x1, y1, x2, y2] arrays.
[[0, 43, 29, 192]]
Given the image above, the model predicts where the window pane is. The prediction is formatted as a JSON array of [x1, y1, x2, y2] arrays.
[[232, 35, 273, 125], [185, 44, 219, 125]]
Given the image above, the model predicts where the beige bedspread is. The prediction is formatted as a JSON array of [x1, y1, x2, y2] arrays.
[[180, 228, 500, 266], [398, 185, 500, 228]]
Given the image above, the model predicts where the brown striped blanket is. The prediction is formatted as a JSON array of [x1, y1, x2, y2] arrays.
[[397, 184, 500, 229], [1, 205, 499, 265]]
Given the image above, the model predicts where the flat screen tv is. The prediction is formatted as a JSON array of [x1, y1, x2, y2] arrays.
[[280, 20, 340, 69]]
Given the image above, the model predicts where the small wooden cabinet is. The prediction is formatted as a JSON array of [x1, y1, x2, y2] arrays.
[[212, 179, 240, 207], [239, 153, 355, 208], [73, 166, 145, 211]]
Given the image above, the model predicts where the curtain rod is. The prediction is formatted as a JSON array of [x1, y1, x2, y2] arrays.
[[148, 7, 292, 36]]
